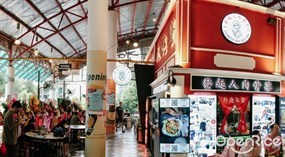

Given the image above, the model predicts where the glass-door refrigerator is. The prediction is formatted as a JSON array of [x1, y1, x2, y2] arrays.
[[189, 95, 217, 157]]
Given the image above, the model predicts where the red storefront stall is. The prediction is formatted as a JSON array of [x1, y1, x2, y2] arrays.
[[145, 0, 285, 157]]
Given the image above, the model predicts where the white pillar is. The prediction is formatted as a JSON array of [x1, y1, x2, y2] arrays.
[[107, 10, 118, 79], [5, 66, 14, 99], [85, 0, 108, 157], [105, 10, 118, 134]]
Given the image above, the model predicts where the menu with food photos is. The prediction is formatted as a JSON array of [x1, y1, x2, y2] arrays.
[[159, 98, 190, 153]]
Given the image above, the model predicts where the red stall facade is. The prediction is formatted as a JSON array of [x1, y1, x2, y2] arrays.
[[146, 0, 285, 156]]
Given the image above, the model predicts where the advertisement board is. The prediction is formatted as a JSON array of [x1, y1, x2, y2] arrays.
[[159, 98, 190, 153], [252, 95, 275, 138], [189, 95, 217, 156]]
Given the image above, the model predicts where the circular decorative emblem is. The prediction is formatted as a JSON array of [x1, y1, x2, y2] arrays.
[[221, 13, 251, 44], [112, 66, 132, 86]]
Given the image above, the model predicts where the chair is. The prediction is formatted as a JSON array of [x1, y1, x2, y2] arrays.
[[29, 139, 56, 157], [17, 135, 27, 157]]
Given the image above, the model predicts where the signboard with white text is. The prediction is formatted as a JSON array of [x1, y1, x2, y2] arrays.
[[191, 75, 280, 93]]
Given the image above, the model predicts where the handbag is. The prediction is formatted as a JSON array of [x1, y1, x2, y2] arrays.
[[0, 143, 7, 155]]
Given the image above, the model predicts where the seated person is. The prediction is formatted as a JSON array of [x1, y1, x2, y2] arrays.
[[264, 124, 283, 156], [238, 130, 261, 157], [124, 109, 130, 118], [53, 120, 71, 157], [24, 112, 36, 132], [70, 111, 81, 142]]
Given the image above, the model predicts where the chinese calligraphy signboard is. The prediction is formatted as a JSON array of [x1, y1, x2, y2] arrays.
[[191, 75, 280, 93]]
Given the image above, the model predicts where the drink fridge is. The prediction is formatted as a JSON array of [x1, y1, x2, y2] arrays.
[[189, 95, 217, 157]]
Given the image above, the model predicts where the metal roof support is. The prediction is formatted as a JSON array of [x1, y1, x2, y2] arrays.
[[55, 0, 87, 50], [153, 1, 167, 34], [117, 0, 122, 36], [17, 0, 87, 40], [0, 5, 66, 58], [266, 0, 279, 7], [111, 0, 149, 9], [142, 0, 153, 37], [15, 16, 87, 59], [131, 0, 137, 39], [25, 0, 81, 57]]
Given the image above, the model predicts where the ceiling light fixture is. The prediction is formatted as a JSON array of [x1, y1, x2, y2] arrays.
[[153, 13, 156, 22], [133, 42, 138, 47], [34, 49, 39, 56], [126, 40, 130, 44], [14, 39, 21, 45], [15, 22, 21, 45]]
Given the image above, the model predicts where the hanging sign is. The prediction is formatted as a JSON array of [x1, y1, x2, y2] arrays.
[[58, 64, 71, 70], [191, 75, 280, 93], [112, 66, 132, 86]]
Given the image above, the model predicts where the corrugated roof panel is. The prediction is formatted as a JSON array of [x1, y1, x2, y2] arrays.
[[66, 6, 85, 23], [61, 0, 78, 10], [46, 34, 67, 49]]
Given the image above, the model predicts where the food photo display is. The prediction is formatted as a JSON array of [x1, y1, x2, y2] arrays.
[[159, 98, 190, 153]]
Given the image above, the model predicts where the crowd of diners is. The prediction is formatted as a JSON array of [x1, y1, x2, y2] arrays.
[[0, 95, 86, 157]]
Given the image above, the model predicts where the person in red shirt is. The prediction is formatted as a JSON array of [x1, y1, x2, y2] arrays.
[[264, 124, 283, 156]]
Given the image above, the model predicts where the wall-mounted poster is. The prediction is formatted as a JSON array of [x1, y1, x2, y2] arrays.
[[189, 95, 217, 157], [159, 98, 190, 153], [252, 95, 275, 138]]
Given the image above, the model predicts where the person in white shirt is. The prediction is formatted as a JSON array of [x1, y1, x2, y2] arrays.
[[238, 130, 261, 157]]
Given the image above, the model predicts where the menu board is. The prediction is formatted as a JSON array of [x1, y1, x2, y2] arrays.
[[252, 95, 275, 138], [159, 98, 190, 153], [189, 95, 217, 156]]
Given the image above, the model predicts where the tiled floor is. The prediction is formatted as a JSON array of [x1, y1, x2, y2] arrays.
[[70, 129, 153, 157]]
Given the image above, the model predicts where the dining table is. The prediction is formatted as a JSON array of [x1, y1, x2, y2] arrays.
[[25, 131, 65, 157], [25, 131, 65, 140], [68, 124, 86, 130]]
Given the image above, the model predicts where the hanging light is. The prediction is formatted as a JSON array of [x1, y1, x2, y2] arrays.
[[133, 42, 138, 47], [49, 59, 53, 63], [14, 22, 21, 45], [153, 13, 156, 22], [126, 40, 130, 44], [17, 23, 21, 29], [14, 39, 21, 45], [34, 49, 39, 56]]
